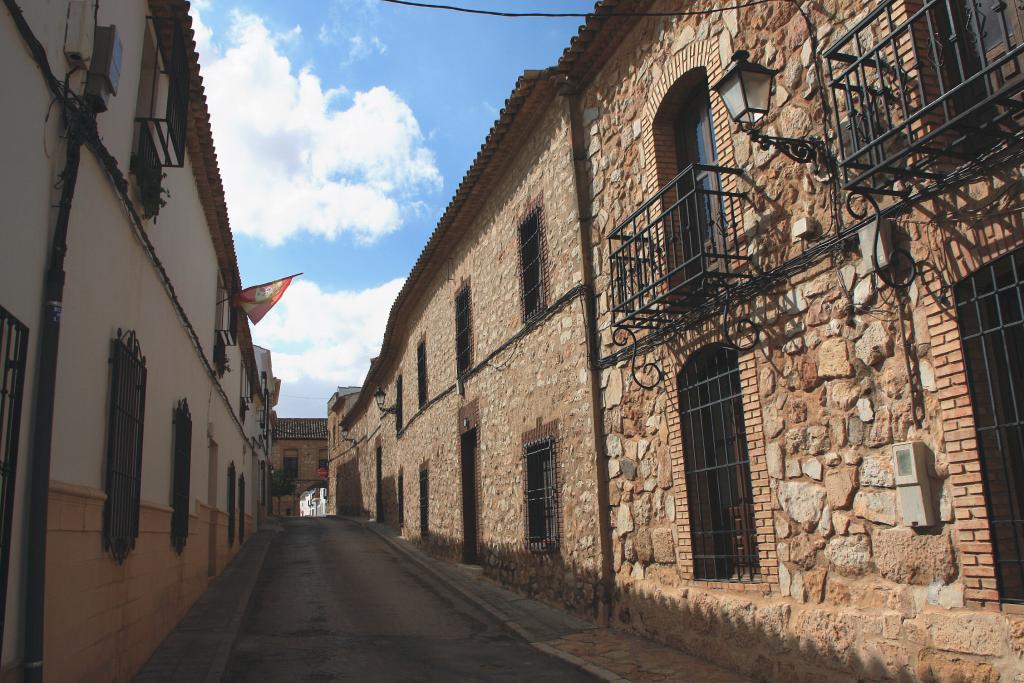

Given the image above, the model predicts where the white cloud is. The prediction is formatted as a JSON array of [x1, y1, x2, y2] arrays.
[[251, 278, 404, 387], [189, 7, 440, 245]]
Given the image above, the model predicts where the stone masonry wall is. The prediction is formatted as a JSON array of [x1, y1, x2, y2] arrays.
[[337, 102, 607, 614], [583, 0, 1024, 680]]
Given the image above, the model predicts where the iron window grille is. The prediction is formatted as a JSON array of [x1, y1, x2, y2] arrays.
[[227, 461, 236, 547], [955, 247, 1024, 603], [455, 285, 473, 376], [608, 164, 750, 332], [239, 362, 250, 421], [679, 345, 759, 582], [0, 306, 28, 658], [215, 272, 238, 347], [419, 468, 429, 537], [170, 398, 192, 554], [104, 329, 148, 565], [239, 474, 246, 544], [523, 438, 560, 552], [395, 376, 404, 434], [824, 0, 1024, 197], [417, 341, 428, 409], [518, 208, 546, 322], [134, 16, 189, 169]]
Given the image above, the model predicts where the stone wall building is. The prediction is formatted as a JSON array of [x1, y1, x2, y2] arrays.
[[272, 418, 329, 516], [339, 0, 1024, 679], [326, 387, 360, 515]]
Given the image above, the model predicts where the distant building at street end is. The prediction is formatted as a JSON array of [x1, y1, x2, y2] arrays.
[[271, 418, 329, 517]]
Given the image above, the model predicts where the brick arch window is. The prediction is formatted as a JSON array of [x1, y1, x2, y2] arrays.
[[651, 69, 730, 290], [651, 68, 718, 189], [678, 344, 759, 582]]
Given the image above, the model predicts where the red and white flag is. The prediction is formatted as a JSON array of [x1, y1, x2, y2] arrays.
[[233, 273, 300, 325]]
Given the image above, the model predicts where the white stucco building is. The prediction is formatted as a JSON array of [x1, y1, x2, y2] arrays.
[[0, 1, 277, 679]]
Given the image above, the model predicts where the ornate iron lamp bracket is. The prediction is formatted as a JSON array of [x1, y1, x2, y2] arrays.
[[748, 129, 828, 167], [612, 327, 665, 390]]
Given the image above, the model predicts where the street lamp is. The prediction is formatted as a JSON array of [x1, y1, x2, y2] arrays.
[[374, 386, 395, 415], [340, 427, 357, 446], [713, 50, 776, 128], [713, 50, 828, 168]]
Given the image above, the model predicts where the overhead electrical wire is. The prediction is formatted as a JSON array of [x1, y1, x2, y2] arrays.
[[377, 0, 775, 18]]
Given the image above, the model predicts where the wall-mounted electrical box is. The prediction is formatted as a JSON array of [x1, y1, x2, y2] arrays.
[[892, 441, 937, 527], [84, 25, 122, 112], [64, 1, 94, 67], [859, 217, 892, 271]]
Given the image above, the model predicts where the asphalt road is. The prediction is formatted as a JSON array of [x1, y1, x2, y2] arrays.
[[222, 517, 597, 682]]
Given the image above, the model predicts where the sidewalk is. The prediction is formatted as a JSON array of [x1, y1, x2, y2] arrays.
[[132, 518, 280, 683], [345, 516, 749, 683]]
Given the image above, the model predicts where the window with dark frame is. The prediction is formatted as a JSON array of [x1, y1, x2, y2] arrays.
[[170, 398, 192, 554], [678, 345, 759, 582], [419, 468, 429, 537], [455, 286, 472, 376], [523, 438, 559, 552], [238, 474, 246, 544], [955, 247, 1024, 603], [395, 375, 404, 434], [227, 461, 236, 547], [417, 340, 428, 409], [104, 329, 148, 565], [283, 450, 298, 479], [0, 305, 29, 655], [517, 208, 545, 322]]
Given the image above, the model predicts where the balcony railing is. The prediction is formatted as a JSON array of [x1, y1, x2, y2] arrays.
[[825, 0, 1024, 195], [608, 164, 750, 331], [136, 16, 189, 168]]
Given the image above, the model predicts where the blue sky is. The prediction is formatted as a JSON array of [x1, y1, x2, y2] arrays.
[[189, 1, 594, 415]]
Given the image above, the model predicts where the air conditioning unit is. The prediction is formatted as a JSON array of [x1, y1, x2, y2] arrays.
[[84, 25, 122, 112]]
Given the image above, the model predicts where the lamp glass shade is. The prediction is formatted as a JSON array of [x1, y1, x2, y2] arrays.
[[373, 386, 386, 412], [341, 427, 350, 439], [713, 50, 777, 126]]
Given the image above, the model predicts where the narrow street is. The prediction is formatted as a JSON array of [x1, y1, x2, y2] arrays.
[[222, 518, 597, 682]]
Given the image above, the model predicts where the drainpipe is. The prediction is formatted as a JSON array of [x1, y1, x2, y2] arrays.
[[561, 78, 616, 624], [23, 117, 83, 683]]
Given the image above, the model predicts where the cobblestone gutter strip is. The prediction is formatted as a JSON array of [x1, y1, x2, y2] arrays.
[[345, 516, 628, 683], [133, 521, 279, 683]]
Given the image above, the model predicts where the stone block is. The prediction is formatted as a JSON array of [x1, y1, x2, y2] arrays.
[[856, 397, 874, 422], [651, 528, 675, 564], [766, 442, 784, 479], [818, 339, 854, 378], [606, 434, 623, 458], [802, 458, 823, 481], [855, 322, 894, 367], [824, 534, 871, 575], [620, 458, 637, 480], [925, 612, 1005, 656], [616, 504, 634, 535], [859, 456, 894, 488], [916, 650, 998, 683], [853, 490, 897, 526], [633, 528, 654, 564], [825, 467, 857, 509], [778, 480, 827, 531], [872, 528, 956, 585]]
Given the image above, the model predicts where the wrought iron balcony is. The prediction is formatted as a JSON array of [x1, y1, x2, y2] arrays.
[[135, 16, 189, 168], [824, 0, 1024, 196], [608, 164, 750, 331]]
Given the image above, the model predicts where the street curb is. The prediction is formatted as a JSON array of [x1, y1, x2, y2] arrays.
[[203, 523, 278, 683], [344, 516, 630, 683]]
